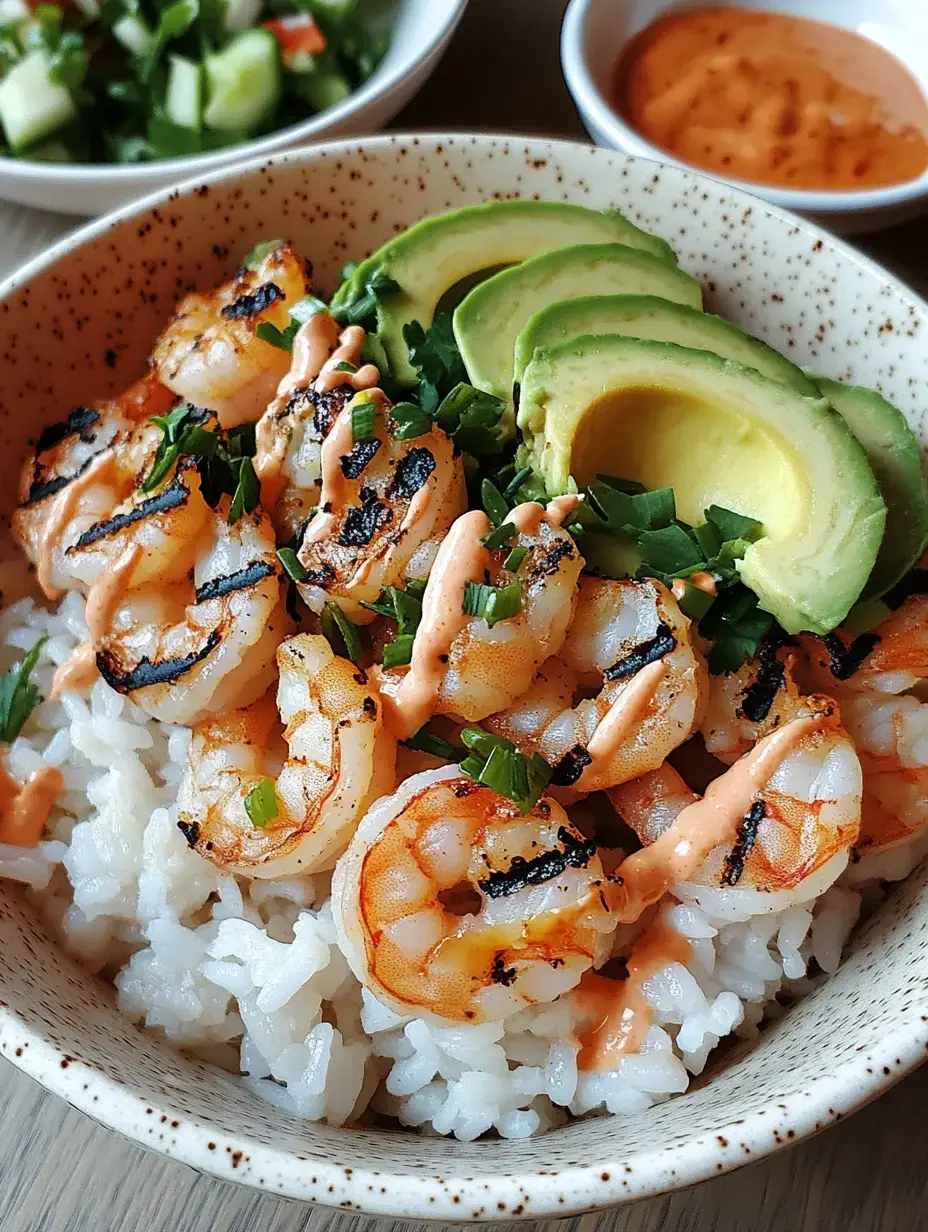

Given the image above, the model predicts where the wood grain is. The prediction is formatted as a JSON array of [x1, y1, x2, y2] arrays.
[[1, 0, 928, 1227]]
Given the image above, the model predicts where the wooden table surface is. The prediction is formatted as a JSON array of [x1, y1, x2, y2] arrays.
[[1, 2, 927, 1229]]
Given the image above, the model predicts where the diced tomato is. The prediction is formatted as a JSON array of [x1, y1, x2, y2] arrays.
[[262, 14, 326, 67]]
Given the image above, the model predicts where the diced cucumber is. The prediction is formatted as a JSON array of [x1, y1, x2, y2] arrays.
[[221, 0, 261, 32], [0, 49, 76, 152], [165, 53, 202, 130], [296, 67, 351, 111], [203, 28, 281, 133], [113, 12, 155, 57]]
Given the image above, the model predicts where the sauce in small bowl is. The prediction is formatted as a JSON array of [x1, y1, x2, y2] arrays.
[[611, 5, 928, 193]]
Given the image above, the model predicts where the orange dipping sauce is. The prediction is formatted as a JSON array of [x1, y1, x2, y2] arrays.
[[613, 6, 928, 191]]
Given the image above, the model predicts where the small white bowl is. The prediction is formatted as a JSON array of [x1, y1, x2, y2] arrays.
[[561, 0, 928, 235], [0, 0, 468, 216]]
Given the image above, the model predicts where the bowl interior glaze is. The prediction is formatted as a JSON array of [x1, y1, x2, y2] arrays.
[[0, 135, 927, 1220]]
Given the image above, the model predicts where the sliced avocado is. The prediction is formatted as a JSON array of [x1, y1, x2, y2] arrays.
[[514, 295, 818, 396], [519, 335, 886, 635], [815, 376, 928, 600], [454, 246, 702, 431], [329, 201, 675, 386]]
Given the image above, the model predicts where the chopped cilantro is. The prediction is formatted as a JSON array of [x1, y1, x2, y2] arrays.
[[142, 404, 217, 492], [0, 637, 47, 743]]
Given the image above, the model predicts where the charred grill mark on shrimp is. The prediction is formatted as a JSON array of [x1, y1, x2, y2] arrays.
[[340, 438, 382, 480], [220, 282, 284, 320], [97, 629, 222, 694], [821, 631, 881, 681], [338, 494, 390, 547], [66, 474, 191, 552], [477, 826, 598, 899], [739, 639, 786, 722], [604, 622, 676, 681], [390, 447, 435, 500], [551, 745, 592, 787], [720, 800, 766, 886], [35, 407, 100, 454], [194, 558, 278, 604]]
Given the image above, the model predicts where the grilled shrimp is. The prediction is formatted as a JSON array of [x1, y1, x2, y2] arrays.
[[332, 765, 616, 1025], [802, 592, 928, 696], [253, 312, 380, 539], [151, 242, 310, 429], [296, 391, 467, 624], [94, 503, 287, 725], [701, 639, 832, 764], [178, 633, 396, 877], [12, 374, 176, 598], [610, 705, 862, 912], [484, 577, 704, 794], [376, 502, 583, 739], [817, 689, 928, 880]]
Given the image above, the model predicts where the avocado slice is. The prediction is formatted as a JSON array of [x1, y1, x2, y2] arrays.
[[454, 246, 702, 432], [815, 376, 928, 600], [519, 335, 886, 634], [514, 295, 818, 396], [330, 201, 675, 387]]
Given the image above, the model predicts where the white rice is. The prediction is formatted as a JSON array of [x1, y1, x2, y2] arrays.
[[0, 589, 899, 1140]]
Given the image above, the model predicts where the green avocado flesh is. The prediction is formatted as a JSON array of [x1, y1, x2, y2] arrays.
[[454, 247, 702, 431], [519, 335, 886, 634], [514, 295, 818, 395], [330, 201, 675, 386], [815, 376, 928, 600]]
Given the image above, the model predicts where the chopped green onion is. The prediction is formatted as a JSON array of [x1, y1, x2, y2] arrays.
[[677, 582, 715, 621], [463, 579, 522, 627], [504, 465, 533, 498], [322, 602, 363, 664], [504, 545, 528, 573], [256, 295, 328, 351], [480, 520, 517, 551], [242, 239, 282, 271], [389, 401, 432, 442], [401, 725, 460, 761], [334, 361, 357, 374], [458, 726, 552, 814], [0, 636, 47, 744], [331, 267, 399, 331], [382, 635, 414, 669], [351, 399, 376, 443], [276, 547, 309, 583], [244, 777, 279, 828], [480, 478, 510, 528]]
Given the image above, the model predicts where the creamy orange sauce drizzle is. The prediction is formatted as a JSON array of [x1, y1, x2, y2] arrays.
[[253, 313, 379, 506], [50, 545, 142, 699], [381, 510, 492, 740], [614, 5, 928, 191], [0, 761, 63, 848], [315, 324, 379, 394], [575, 659, 666, 791], [612, 715, 821, 922], [36, 450, 117, 600], [575, 925, 693, 1071], [506, 494, 583, 536], [672, 570, 717, 602]]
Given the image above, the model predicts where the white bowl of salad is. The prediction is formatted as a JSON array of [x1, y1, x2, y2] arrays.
[[0, 0, 467, 214]]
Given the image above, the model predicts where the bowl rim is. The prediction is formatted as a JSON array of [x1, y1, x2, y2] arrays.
[[560, 0, 928, 214], [2, 131, 928, 1219], [0, 0, 468, 187]]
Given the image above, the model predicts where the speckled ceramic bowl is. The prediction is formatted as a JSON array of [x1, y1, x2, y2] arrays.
[[1, 135, 927, 1220]]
